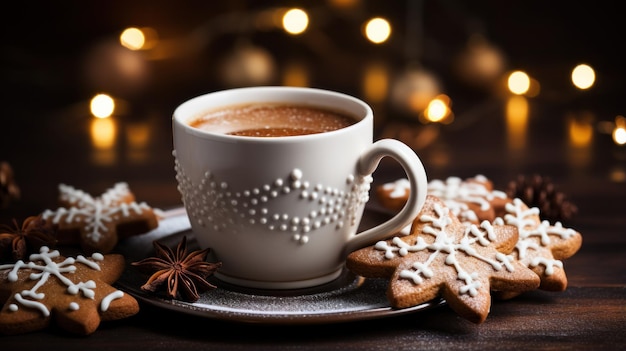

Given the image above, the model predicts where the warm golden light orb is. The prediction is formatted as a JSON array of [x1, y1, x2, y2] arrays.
[[90, 94, 115, 118], [362, 62, 389, 103], [424, 96, 450, 123], [507, 71, 530, 95], [282, 8, 309, 35], [120, 27, 145, 50], [568, 114, 594, 148], [614, 116, 626, 145], [506, 95, 529, 150], [90, 118, 117, 149], [364, 17, 391, 44], [571, 64, 595, 90]]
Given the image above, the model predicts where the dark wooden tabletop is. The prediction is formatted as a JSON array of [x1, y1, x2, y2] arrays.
[[1, 1, 625, 350]]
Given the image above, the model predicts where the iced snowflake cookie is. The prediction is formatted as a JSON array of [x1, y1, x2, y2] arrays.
[[377, 175, 510, 225], [428, 175, 510, 223], [346, 195, 540, 323], [376, 178, 411, 212], [0, 246, 139, 335], [492, 198, 582, 299], [42, 182, 159, 254]]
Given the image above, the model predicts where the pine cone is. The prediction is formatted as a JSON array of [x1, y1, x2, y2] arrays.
[[506, 174, 578, 222], [0, 162, 20, 209]]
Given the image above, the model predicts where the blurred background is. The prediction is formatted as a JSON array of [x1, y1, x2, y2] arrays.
[[1, 0, 625, 221]]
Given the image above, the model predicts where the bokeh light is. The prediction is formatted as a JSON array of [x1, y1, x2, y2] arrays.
[[362, 62, 389, 103], [525, 77, 541, 97], [568, 112, 594, 148], [90, 117, 117, 149], [120, 27, 145, 50], [364, 17, 391, 44], [507, 71, 530, 95], [391, 67, 441, 114], [571, 64, 595, 90], [454, 34, 506, 89], [506, 95, 529, 150], [423, 95, 453, 124], [83, 40, 148, 96], [219, 43, 276, 86], [613, 116, 626, 145], [282, 61, 310, 87], [282, 8, 309, 35], [90, 94, 115, 118]]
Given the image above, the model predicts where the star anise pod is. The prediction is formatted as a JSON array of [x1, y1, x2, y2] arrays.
[[0, 215, 57, 263], [132, 236, 222, 302]]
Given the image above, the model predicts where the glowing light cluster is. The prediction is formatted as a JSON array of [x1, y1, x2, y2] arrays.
[[95, 6, 620, 157]]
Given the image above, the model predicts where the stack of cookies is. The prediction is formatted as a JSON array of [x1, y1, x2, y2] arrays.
[[0, 182, 161, 335], [348, 174, 582, 323]]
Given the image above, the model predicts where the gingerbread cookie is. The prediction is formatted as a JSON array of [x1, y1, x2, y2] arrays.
[[41, 182, 159, 254], [377, 175, 510, 225], [0, 246, 139, 335], [376, 178, 411, 213], [493, 198, 582, 299], [426, 175, 510, 223], [346, 195, 540, 323]]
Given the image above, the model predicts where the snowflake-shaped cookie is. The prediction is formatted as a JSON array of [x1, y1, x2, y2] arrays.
[[376, 178, 411, 212], [42, 183, 159, 253], [427, 175, 510, 224], [346, 195, 540, 323], [0, 246, 139, 335], [377, 175, 510, 225], [493, 198, 583, 299]]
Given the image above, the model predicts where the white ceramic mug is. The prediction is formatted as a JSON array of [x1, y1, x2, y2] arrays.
[[172, 86, 427, 289]]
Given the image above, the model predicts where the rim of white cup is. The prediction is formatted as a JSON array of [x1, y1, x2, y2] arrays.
[[172, 86, 373, 142]]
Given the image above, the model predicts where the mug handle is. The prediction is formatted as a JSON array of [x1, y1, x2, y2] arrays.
[[344, 139, 427, 254]]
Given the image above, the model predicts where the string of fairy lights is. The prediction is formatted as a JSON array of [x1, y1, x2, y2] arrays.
[[84, 3, 626, 169]]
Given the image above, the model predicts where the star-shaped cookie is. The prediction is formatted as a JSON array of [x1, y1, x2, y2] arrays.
[[426, 175, 510, 224], [42, 182, 159, 253], [493, 198, 583, 299], [377, 175, 510, 225], [346, 195, 540, 323], [0, 246, 139, 335]]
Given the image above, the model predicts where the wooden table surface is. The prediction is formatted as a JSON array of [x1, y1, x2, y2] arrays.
[[1, 2, 625, 350]]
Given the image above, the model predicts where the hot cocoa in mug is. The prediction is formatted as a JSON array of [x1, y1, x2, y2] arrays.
[[187, 103, 357, 137], [172, 86, 428, 290]]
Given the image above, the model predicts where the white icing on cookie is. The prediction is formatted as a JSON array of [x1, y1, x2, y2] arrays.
[[41, 183, 155, 246], [382, 178, 410, 198], [100, 290, 124, 311], [0, 247, 105, 316], [501, 198, 577, 275], [427, 175, 506, 223], [375, 202, 514, 296]]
